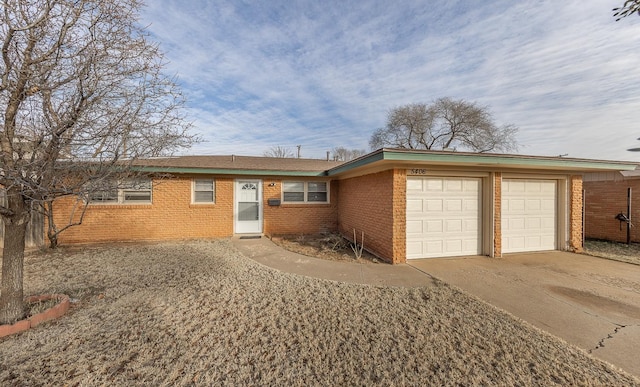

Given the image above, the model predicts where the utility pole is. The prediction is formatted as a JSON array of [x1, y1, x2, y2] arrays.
[[296, 145, 301, 159]]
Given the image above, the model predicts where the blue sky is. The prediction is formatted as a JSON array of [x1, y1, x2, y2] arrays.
[[141, 0, 640, 161]]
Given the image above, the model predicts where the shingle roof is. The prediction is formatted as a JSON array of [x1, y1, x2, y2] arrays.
[[133, 155, 344, 173]]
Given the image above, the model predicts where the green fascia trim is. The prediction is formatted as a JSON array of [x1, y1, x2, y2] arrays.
[[133, 166, 328, 177], [325, 151, 386, 176], [327, 150, 637, 175]]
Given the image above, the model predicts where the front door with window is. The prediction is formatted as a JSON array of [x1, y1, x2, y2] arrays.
[[234, 179, 262, 234]]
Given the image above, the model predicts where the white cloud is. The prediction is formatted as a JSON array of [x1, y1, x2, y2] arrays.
[[142, 0, 640, 161]]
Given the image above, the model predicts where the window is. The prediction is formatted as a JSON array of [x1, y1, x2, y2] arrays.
[[193, 179, 215, 203], [283, 181, 328, 203], [89, 178, 152, 204]]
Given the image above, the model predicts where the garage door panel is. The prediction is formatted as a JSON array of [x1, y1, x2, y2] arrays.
[[464, 199, 478, 211], [426, 240, 443, 254], [407, 241, 423, 255], [407, 179, 423, 191], [502, 179, 556, 253], [406, 220, 423, 234], [446, 219, 462, 232], [541, 199, 555, 211], [445, 239, 462, 253], [508, 199, 525, 211], [507, 181, 526, 192], [426, 179, 442, 191], [526, 217, 541, 229], [507, 217, 525, 231], [465, 219, 478, 232], [426, 220, 443, 232], [541, 235, 555, 246], [463, 238, 481, 252], [446, 199, 462, 211], [542, 217, 555, 228], [426, 199, 443, 211], [527, 199, 541, 211], [407, 177, 482, 259], [446, 180, 462, 191], [407, 199, 423, 212]]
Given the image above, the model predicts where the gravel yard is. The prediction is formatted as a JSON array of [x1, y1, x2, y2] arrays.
[[584, 239, 640, 265], [1, 240, 638, 386]]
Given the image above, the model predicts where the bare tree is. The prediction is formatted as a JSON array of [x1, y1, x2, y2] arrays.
[[0, 0, 196, 324], [369, 98, 518, 153], [614, 1, 640, 20], [331, 147, 367, 161], [263, 145, 294, 158]]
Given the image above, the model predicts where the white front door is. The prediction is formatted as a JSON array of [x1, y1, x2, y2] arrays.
[[234, 179, 262, 234]]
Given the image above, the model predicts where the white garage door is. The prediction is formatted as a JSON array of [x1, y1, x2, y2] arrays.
[[502, 179, 556, 253], [406, 177, 482, 259]]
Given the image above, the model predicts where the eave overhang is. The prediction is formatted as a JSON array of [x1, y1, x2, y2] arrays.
[[327, 149, 638, 177], [132, 166, 329, 177]]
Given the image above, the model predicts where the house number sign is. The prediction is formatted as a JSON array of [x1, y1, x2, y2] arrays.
[[408, 169, 428, 175]]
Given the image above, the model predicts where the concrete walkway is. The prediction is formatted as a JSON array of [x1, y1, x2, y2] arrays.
[[232, 237, 640, 378], [231, 236, 436, 288]]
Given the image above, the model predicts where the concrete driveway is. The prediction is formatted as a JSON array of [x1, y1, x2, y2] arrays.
[[409, 252, 640, 377]]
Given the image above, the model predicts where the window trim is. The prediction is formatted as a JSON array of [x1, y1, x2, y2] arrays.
[[192, 178, 216, 204], [88, 178, 152, 205], [282, 181, 329, 204]]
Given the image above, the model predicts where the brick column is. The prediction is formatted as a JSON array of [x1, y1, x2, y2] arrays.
[[569, 175, 584, 253], [493, 172, 502, 257], [392, 169, 407, 264]]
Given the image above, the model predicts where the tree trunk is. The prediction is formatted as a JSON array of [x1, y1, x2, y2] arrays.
[[47, 230, 58, 249], [0, 190, 29, 325]]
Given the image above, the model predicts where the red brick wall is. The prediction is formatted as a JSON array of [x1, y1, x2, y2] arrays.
[[337, 169, 399, 263], [263, 180, 338, 235], [584, 179, 640, 243], [52, 175, 338, 245], [53, 176, 234, 245]]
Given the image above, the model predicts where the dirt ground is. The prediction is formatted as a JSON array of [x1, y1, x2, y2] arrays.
[[271, 233, 380, 263], [1, 240, 638, 385]]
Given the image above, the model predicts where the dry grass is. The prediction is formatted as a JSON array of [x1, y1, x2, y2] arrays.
[[1, 240, 638, 386], [584, 239, 640, 265], [271, 233, 380, 263]]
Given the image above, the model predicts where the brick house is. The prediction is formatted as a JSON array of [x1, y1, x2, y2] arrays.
[[48, 149, 636, 264], [583, 168, 640, 243]]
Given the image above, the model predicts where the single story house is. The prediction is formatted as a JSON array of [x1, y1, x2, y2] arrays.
[[584, 168, 640, 243], [49, 148, 636, 264]]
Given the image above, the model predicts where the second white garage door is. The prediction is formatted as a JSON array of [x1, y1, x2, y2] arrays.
[[406, 177, 482, 259], [502, 179, 557, 253]]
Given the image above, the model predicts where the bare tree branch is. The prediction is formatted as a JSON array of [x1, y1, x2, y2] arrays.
[[263, 145, 295, 158], [0, 0, 198, 324], [613, 0, 640, 21], [369, 98, 519, 153], [331, 147, 366, 161]]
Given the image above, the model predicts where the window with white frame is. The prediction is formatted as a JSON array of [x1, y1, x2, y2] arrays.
[[193, 179, 215, 203], [283, 181, 328, 203], [89, 178, 152, 204]]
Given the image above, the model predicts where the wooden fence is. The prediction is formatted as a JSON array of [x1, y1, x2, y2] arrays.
[[0, 194, 45, 248]]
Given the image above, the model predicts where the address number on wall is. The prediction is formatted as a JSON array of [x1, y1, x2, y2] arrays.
[[408, 169, 428, 175]]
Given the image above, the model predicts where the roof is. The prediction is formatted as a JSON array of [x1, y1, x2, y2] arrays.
[[130, 149, 639, 178], [133, 155, 345, 176], [327, 148, 639, 177]]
